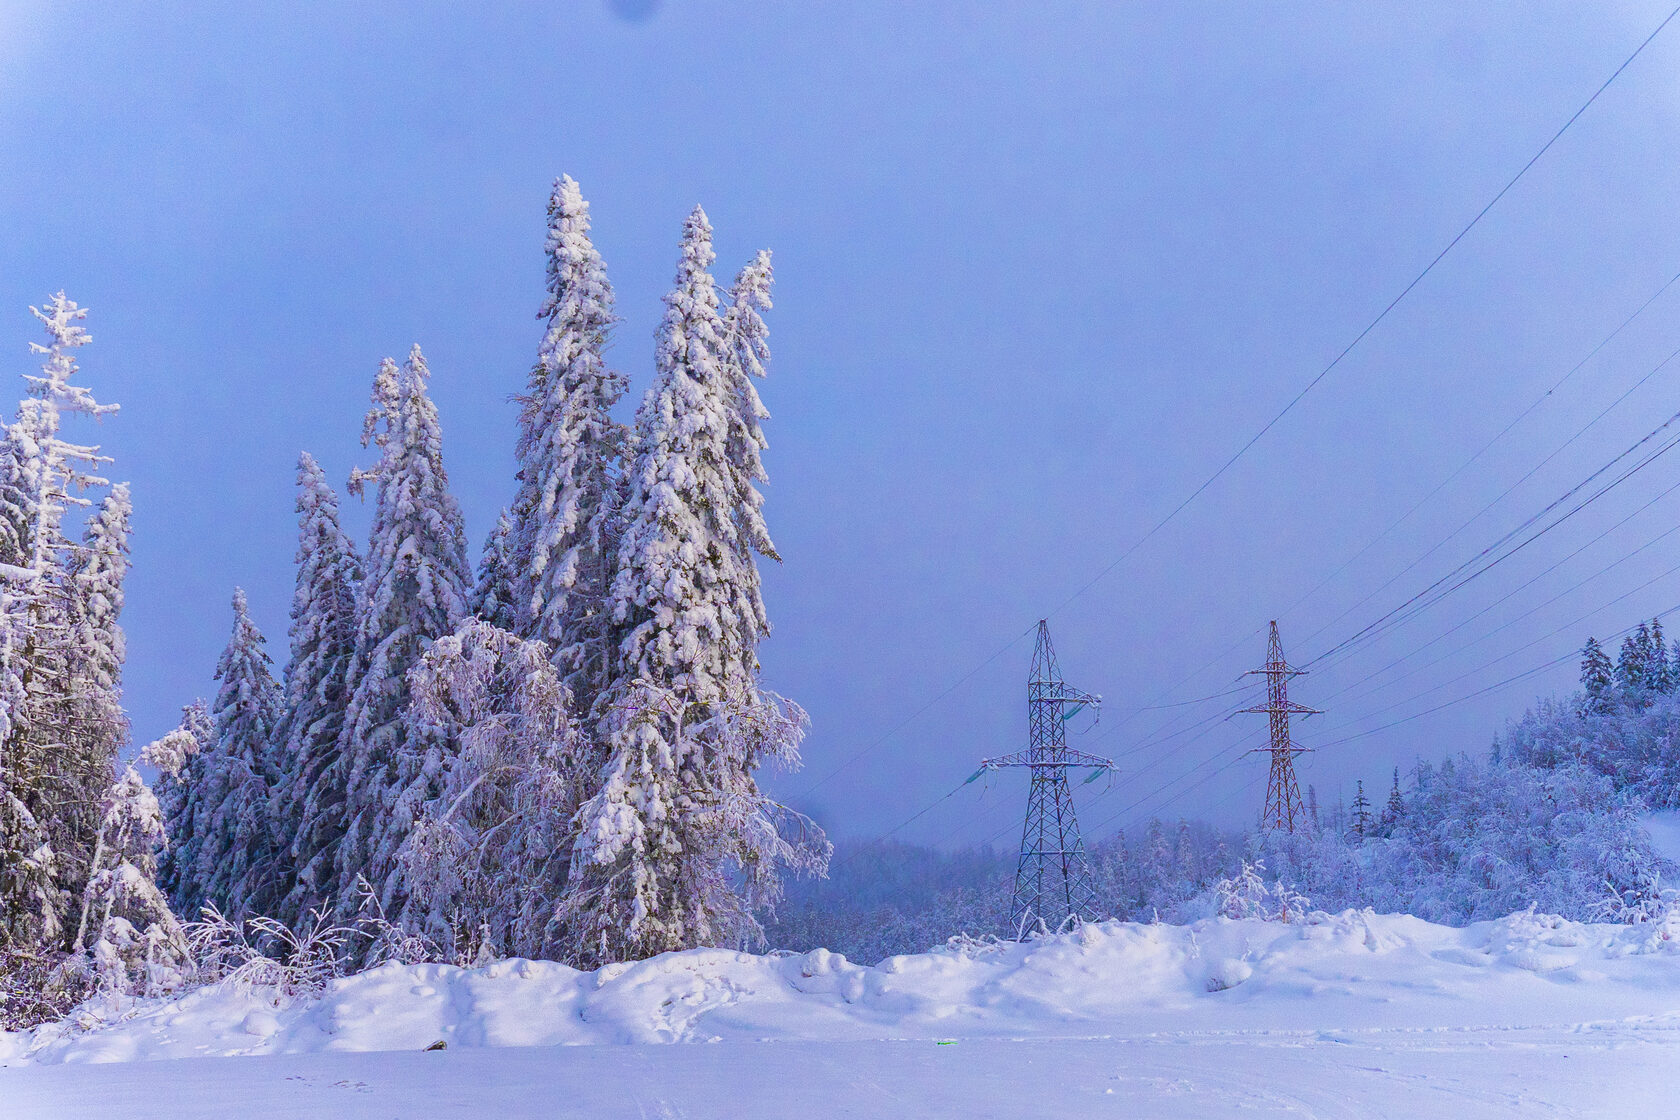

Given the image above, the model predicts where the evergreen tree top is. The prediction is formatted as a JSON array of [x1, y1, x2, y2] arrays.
[[472, 509, 520, 633], [720, 250, 778, 564], [538, 175, 618, 350], [660, 207, 722, 351], [25, 293, 114, 419], [350, 345, 470, 631], [296, 452, 341, 523], [614, 206, 743, 699], [214, 588, 279, 741], [288, 451, 361, 662]]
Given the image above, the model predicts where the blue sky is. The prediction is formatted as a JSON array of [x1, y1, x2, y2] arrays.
[[4, 2, 1680, 846]]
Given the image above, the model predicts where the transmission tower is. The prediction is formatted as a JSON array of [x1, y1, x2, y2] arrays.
[[980, 620, 1111, 935], [1241, 620, 1320, 833]]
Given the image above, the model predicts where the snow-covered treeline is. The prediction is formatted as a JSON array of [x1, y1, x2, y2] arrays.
[[769, 686, 1680, 962], [765, 821, 1247, 962], [0, 177, 829, 1027]]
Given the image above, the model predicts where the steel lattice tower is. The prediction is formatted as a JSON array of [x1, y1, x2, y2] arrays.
[[980, 620, 1111, 935], [1242, 620, 1320, 833]]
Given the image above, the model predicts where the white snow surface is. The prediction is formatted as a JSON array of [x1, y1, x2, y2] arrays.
[[7, 909, 1680, 1116]]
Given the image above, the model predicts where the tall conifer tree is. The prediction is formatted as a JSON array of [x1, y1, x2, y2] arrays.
[[271, 454, 363, 924], [1648, 618, 1672, 694], [177, 590, 282, 919], [334, 347, 471, 929], [1618, 626, 1651, 704], [562, 209, 823, 966], [1348, 781, 1373, 840], [66, 483, 132, 781], [1580, 636, 1615, 715], [718, 250, 779, 661], [509, 176, 626, 711]]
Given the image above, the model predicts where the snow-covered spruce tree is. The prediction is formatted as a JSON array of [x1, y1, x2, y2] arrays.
[[270, 453, 363, 926], [1649, 618, 1673, 694], [0, 294, 122, 949], [65, 483, 132, 781], [470, 509, 519, 633], [175, 590, 282, 919], [1381, 767, 1405, 832], [399, 619, 584, 957], [1580, 636, 1615, 715], [334, 347, 471, 933], [508, 175, 627, 714], [151, 700, 210, 907], [71, 766, 188, 996], [1617, 624, 1651, 704], [1347, 780, 1373, 841], [559, 208, 825, 967]]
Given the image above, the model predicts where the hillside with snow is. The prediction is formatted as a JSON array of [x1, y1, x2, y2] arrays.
[[7, 907, 1680, 1116]]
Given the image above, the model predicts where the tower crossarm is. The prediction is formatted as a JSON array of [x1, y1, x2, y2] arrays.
[[981, 747, 1113, 770], [1237, 699, 1321, 717], [1042, 684, 1101, 707]]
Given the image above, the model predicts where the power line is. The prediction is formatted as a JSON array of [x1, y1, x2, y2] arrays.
[[1277, 270, 1680, 645], [1041, 4, 1680, 624], [1307, 407, 1680, 667], [1298, 338, 1680, 658], [1107, 391, 1680, 782], [879, 779, 973, 842], [1047, 556, 1680, 841], [1318, 575, 1680, 739], [1318, 497, 1680, 711], [1053, 269, 1680, 761]]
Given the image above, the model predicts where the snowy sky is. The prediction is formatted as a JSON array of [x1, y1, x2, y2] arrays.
[[4, 1, 1680, 846]]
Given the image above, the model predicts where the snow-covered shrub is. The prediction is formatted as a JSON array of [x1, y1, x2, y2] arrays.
[[1213, 860, 1309, 922], [185, 904, 358, 997], [398, 619, 583, 960], [348, 877, 448, 968], [1589, 868, 1680, 926]]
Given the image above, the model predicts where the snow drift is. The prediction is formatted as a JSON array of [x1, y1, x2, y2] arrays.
[[7, 906, 1680, 1066]]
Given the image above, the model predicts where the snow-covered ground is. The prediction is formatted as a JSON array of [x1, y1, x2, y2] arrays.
[[6, 908, 1680, 1116]]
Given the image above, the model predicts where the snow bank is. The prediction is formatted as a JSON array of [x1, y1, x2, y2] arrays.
[[7, 908, 1680, 1065]]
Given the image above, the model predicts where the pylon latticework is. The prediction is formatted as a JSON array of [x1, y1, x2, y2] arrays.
[[980, 620, 1111, 935], [1241, 620, 1320, 833]]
